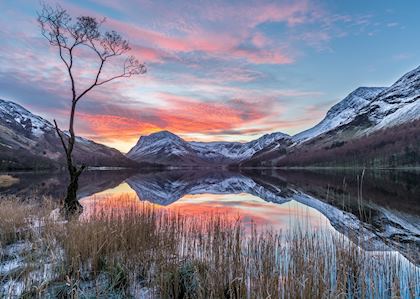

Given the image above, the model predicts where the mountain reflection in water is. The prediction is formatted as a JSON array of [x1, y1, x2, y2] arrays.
[[1, 169, 419, 264]]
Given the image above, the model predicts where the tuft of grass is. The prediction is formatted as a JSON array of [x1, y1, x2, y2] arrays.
[[0, 199, 36, 245], [0, 175, 19, 188], [1, 195, 419, 298]]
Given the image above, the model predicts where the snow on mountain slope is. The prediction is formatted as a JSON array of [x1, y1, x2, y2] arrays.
[[128, 131, 190, 157], [190, 132, 290, 160], [362, 65, 420, 131], [84, 65, 420, 167], [126, 131, 203, 165], [293, 66, 420, 144], [292, 87, 385, 143], [0, 99, 136, 169], [127, 131, 290, 165], [242, 132, 290, 156], [243, 66, 420, 167], [0, 99, 54, 137]]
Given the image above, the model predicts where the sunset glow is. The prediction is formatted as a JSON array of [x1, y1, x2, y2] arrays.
[[1, 1, 419, 152]]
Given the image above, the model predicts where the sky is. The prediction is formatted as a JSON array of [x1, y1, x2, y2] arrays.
[[0, 0, 419, 152]]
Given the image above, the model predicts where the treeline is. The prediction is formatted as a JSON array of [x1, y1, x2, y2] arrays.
[[0, 146, 58, 170], [278, 119, 420, 168]]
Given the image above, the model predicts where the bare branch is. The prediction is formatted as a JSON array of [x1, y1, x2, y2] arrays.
[[53, 119, 68, 156], [96, 56, 146, 86], [75, 58, 106, 102], [76, 165, 86, 177]]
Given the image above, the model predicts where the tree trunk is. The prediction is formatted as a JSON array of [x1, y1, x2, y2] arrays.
[[58, 99, 85, 217], [63, 169, 83, 216]]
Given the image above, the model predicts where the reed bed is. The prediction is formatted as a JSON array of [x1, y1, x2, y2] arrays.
[[0, 196, 419, 298]]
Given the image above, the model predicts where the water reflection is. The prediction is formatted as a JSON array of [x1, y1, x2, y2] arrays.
[[170, 194, 329, 231], [82, 188, 329, 233], [1, 168, 419, 264], [125, 170, 292, 206], [0, 170, 133, 199]]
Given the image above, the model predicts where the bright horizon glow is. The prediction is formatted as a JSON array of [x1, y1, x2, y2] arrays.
[[1, 0, 419, 152]]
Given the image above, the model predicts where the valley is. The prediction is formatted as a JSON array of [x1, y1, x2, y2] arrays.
[[1, 65, 419, 170]]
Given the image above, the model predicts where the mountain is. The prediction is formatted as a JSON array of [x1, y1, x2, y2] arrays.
[[292, 87, 386, 143], [126, 130, 291, 166], [243, 65, 420, 167], [359, 65, 420, 131], [293, 66, 420, 144], [126, 131, 205, 165], [2, 65, 419, 169], [0, 99, 138, 170], [294, 66, 420, 142]]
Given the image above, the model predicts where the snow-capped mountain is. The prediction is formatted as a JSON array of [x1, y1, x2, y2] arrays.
[[2, 65, 419, 169], [243, 65, 420, 167], [292, 87, 385, 142], [0, 99, 55, 137], [191, 132, 290, 161], [0, 99, 136, 169], [128, 66, 419, 168], [293, 66, 420, 143], [126, 131, 207, 165], [361, 65, 420, 131], [127, 130, 291, 165]]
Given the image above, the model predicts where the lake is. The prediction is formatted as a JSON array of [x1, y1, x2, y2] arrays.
[[1, 168, 419, 265]]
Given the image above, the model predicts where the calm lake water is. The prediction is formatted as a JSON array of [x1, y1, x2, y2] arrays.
[[1, 168, 419, 264]]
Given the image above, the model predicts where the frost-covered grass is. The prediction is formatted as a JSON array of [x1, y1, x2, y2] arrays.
[[0, 196, 419, 298]]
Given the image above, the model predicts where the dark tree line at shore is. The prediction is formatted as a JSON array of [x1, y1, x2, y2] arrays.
[[277, 119, 420, 168]]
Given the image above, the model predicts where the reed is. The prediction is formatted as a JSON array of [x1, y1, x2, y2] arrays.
[[0, 196, 419, 298]]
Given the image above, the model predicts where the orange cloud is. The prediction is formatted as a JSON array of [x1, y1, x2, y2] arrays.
[[74, 93, 272, 151]]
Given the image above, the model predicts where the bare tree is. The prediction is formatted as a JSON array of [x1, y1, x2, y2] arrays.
[[38, 4, 146, 215]]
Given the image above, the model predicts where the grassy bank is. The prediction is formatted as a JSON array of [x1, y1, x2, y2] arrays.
[[1, 197, 419, 298]]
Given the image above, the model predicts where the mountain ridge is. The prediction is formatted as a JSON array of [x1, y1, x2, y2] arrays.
[[127, 130, 291, 165], [242, 65, 420, 167], [128, 65, 419, 166], [292, 87, 386, 143], [2, 65, 419, 169], [0, 99, 147, 170]]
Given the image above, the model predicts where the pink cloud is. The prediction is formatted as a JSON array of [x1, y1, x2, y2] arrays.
[[251, 32, 269, 48], [102, 9, 293, 65], [202, 0, 311, 27], [233, 48, 293, 64], [249, 1, 310, 26]]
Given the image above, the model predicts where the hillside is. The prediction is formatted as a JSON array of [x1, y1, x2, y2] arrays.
[[0, 99, 140, 170], [242, 65, 420, 168], [127, 130, 291, 166]]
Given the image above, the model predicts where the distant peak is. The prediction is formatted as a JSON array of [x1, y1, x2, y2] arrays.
[[0, 98, 27, 110], [132, 130, 183, 148], [326, 86, 385, 115], [406, 64, 420, 74], [389, 64, 420, 87], [146, 130, 180, 139], [352, 86, 385, 94], [344, 87, 386, 101], [261, 132, 290, 139]]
